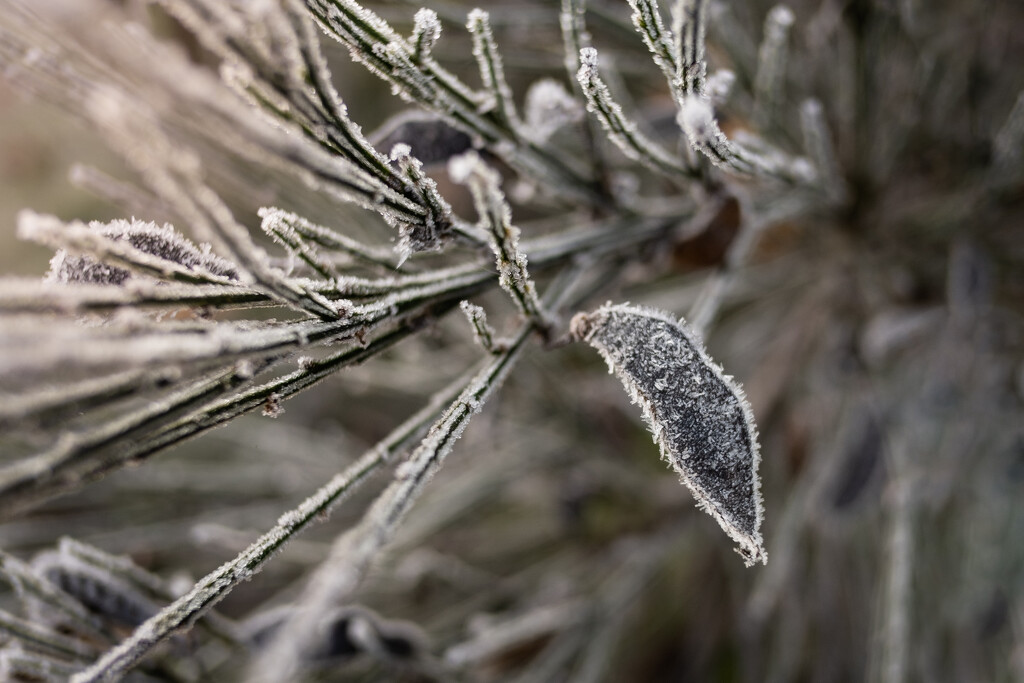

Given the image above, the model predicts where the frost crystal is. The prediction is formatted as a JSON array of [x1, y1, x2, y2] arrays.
[[572, 303, 766, 565], [410, 8, 441, 63]]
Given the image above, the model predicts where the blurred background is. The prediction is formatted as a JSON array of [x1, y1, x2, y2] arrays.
[[1, 0, 1023, 681]]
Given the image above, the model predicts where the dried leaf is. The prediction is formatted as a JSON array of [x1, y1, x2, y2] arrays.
[[572, 303, 766, 565]]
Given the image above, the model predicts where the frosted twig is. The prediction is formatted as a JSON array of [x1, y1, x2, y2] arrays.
[[0, 361, 278, 516], [559, 0, 612, 194], [0, 263, 496, 381], [56, 538, 241, 646], [672, 0, 708, 96], [753, 6, 795, 128], [0, 364, 191, 431], [161, 0, 411, 207], [0, 608, 95, 661], [389, 142, 455, 259], [0, 312, 456, 516], [69, 362, 474, 683], [800, 98, 846, 201], [459, 300, 504, 354], [410, 8, 441, 63], [247, 323, 534, 683], [467, 9, 520, 131], [258, 208, 401, 272], [576, 47, 695, 179], [560, 0, 592, 86], [247, 269, 584, 682], [993, 89, 1024, 173], [303, 0, 607, 207], [628, 0, 680, 94], [678, 95, 813, 183], [449, 151, 550, 331], [79, 88, 349, 321], [260, 211, 340, 280]]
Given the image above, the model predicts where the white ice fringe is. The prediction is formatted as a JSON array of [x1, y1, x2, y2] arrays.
[[410, 8, 441, 62]]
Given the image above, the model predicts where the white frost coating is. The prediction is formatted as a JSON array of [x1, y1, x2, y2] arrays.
[[448, 152, 547, 326], [410, 8, 441, 61], [578, 46, 599, 74], [572, 303, 766, 565], [467, 8, 519, 129], [389, 142, 451, 257], [459, 300, 501, 353], [629, 0, 678, 88], [673, 0, 709, 95], [679, 96, 716, 144], [388, 142, 412, 160], [706, 69, 736, 105], [258, 207, 398, 271]]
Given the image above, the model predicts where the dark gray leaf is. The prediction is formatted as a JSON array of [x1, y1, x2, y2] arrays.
[[572, 303, 766, 565]]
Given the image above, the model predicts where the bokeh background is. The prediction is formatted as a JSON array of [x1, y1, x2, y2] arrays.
[[1, 1, 1023, 681]]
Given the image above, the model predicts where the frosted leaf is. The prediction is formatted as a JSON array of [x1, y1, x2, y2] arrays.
[[21, 213, 241, 286], [370, 110, 474, 168], [571, 303, 766, 565], [32, 551, 158, 629], [522, 79, 583, 144]]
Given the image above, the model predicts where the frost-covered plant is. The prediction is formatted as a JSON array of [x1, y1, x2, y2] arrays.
[[0, 0, 1022, 681]]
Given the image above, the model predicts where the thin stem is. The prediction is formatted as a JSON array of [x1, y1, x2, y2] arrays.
[[69, 358, 474, 683]]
